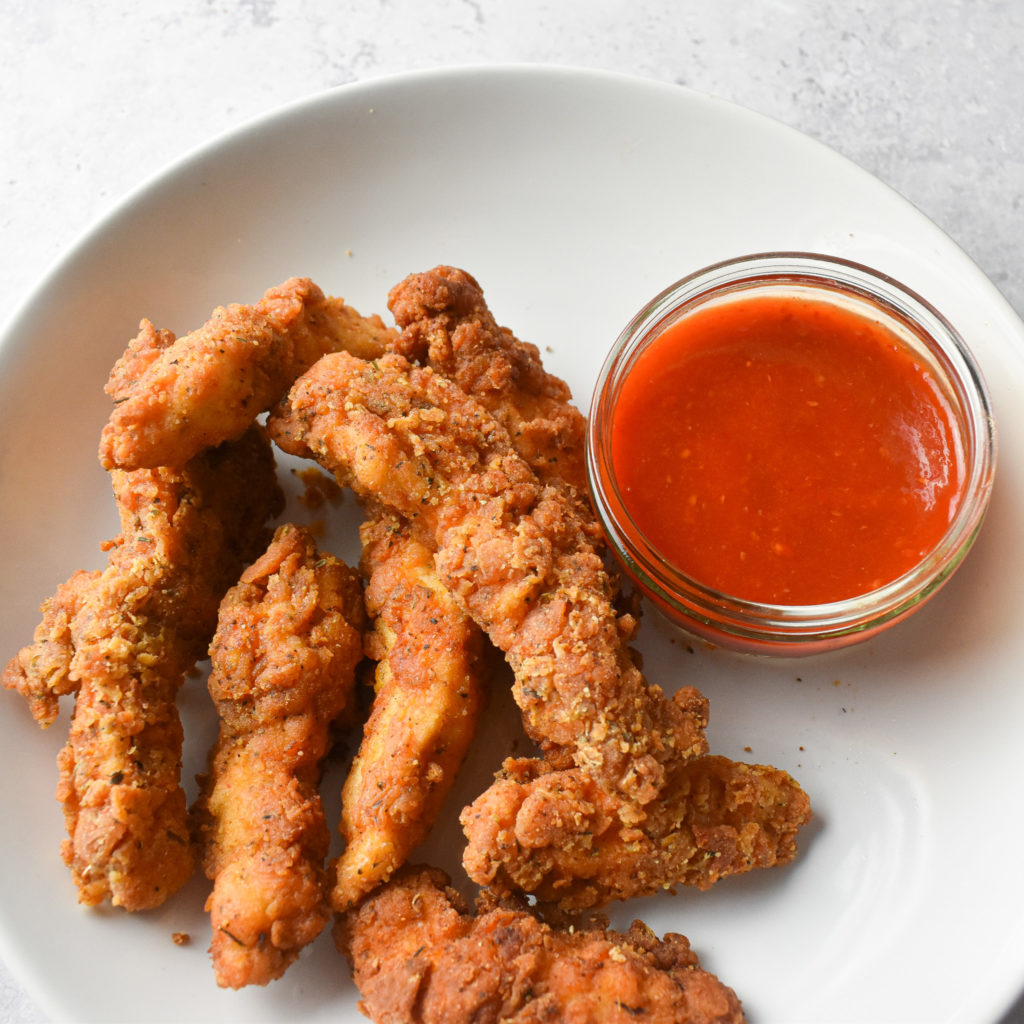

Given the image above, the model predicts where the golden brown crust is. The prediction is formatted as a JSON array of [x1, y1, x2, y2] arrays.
[[54, 427, 284, 910], [331, 510, 487, 912], [99, 278, 399, 471], [267, 352, 708, 818], [193, 523, 366, 988], [461, 754, 812, 912], [387, 265, 589, 496], [336, 866, 745, 1024], [2, 569, 99, 727]]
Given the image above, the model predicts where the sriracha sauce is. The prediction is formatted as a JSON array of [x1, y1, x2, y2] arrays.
[[609, 293, 964, 605]]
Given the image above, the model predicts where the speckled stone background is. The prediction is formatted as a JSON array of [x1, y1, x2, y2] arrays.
[[2, 1, 1022, 1021]]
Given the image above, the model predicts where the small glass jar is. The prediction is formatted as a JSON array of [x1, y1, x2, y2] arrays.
[[587, 253, 997, 656]]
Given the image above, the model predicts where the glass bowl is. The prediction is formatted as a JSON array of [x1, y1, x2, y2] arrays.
[[587, 253, 997, 656]]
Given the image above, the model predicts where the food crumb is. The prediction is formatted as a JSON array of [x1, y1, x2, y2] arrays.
[[172, 932, 190, 946], [292, 466, 343, 510], [743, 746, 752, 753]]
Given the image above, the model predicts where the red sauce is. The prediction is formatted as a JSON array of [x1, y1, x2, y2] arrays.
[[610, 293, 964, 605]]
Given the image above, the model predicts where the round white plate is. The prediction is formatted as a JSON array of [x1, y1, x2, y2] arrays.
[[2, 65, 1023, 1024]]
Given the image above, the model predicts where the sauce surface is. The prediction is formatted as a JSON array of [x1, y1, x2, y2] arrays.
[[610, 292, 964, 605]]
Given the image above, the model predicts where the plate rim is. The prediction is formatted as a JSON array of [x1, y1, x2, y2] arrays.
[[7, 61, 1020, 355]]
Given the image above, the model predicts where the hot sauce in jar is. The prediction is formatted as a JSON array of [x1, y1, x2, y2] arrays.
[[587, 254, 996, 654], [610, 293, 961, 606]]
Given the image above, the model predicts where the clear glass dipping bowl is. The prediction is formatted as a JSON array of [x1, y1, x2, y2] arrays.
[[587, 253, 997, 656]]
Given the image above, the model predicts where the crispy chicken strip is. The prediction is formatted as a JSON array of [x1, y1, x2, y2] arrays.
[[99, 277, 398, 471], [336, 866, 745, 1024], [193, 524, 365, 988], [387, 265, 589, 496], [53, 427, 284, 910], [267, 352, 708, 818], [462, 754, 812, 912], [331, 510, 487, 912]]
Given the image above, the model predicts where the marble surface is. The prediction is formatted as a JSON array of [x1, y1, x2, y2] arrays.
[[1, 1, 1021, 1021]]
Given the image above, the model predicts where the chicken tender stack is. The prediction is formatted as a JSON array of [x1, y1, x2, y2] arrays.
[[331, 266, 601, 912], [4, 267, 814, 1020], [193, 524, 366, 989], [268, 351, 710, 821]]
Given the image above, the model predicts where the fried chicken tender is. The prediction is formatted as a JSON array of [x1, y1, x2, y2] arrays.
[[461, 755, 812, 912], [267, 352, 709, 819], [99, 278, 398, 471], [387, 265, 589, 495], [193, 523, 366, 989], [331, 510, 487, 912], [336, 866, 745, 1024], [51, 427, 284, 910]]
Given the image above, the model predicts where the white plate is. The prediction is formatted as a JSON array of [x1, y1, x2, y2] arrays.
[[2, 65, 1023, 1024]]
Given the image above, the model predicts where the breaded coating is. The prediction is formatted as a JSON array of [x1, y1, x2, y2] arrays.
[[4, 427, 282, 730], [331, 510, 487, 912], [99, 277, 398, 471], [267, 352, 709, 819], [53, 427, 284, 910], [336, 866, 745, 1024], [388, 265, 589, 495], [2, 569, 99, 727], [462, 755, 812, 912], [193, 524, 366, 989]]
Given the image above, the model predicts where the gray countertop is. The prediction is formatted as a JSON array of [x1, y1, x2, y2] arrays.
[[2, 1, 1022, 1021]]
